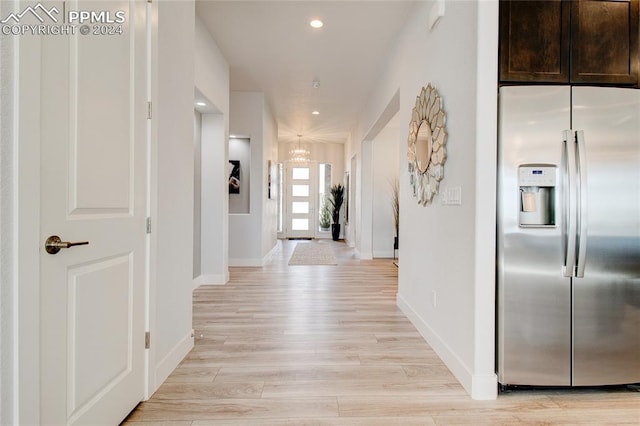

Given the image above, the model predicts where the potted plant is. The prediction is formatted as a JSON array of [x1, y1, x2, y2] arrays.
[[319, 196, 331, 231], [329, 183, 344, 241]]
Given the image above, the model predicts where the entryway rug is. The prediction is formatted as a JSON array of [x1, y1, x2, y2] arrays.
[[288, 242, 337, 265]]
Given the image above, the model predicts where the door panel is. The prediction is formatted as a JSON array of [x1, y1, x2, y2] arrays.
[[40, 1, 147, 424], [498, 86, 572, 385], [70, 255, 132, 413], [73, 18, 132, 212], [571, 87, 640, 385]]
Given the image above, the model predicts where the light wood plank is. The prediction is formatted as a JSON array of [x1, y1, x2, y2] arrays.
[[336, 395, 561, 417], [402, 365, 460, 383], [181, 352, 360, 368], [164, 367, 219, 384], [262, 380, 467, 398], [125, 398, 339, 421], [153, 382, 264, 400], [222, 334, 379, 345], [191, 418, 437, 426], [214, 365, 409, 383]]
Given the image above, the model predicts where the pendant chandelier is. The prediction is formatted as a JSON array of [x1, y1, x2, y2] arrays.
[[289, 134, 310, 162]]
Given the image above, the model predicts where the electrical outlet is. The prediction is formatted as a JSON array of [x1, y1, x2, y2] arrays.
[[431, 290, 437, 308]]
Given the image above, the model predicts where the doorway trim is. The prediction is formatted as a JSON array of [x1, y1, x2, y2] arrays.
[[359, 90, 400, 260], [193, 88, 229, 286], [12, 22, 43, 426], [348, 154, 358, 249]]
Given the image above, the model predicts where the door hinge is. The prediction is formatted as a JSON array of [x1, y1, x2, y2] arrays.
[[146, 217, 152, 234], [147, 101, 152, 119], [145, 331, 150, 349]]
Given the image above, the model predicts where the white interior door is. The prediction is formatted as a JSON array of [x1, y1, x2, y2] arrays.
[[285, 162, 317, 238], [39, 1, 147, 424]]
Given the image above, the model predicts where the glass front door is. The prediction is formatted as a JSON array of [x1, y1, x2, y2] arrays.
[[285, 162, 316, 238]]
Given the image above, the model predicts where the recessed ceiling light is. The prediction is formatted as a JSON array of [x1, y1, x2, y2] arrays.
[[310, 19, 323, 29], [312, 111, 320, 115], [196, 102, 206, 106]]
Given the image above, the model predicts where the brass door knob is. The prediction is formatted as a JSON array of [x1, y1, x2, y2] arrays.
[[45, 235, 89, 254]]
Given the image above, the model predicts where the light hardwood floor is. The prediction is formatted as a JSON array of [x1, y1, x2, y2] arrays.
[[124, 240, 640, 425]]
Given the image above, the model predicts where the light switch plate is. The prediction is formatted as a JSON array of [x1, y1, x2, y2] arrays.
[[442, 186, 462, 206]]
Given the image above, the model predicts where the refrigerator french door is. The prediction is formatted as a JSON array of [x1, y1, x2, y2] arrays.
[[497, 85, 640, 387]]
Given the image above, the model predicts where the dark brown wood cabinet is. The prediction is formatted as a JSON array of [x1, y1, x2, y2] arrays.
[[571, 0, 639, 84], [499, 0, 639, 86], [500, 0, 571, 83]]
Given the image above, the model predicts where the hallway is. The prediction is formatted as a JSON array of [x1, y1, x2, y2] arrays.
[[125, 240, 640, 424]]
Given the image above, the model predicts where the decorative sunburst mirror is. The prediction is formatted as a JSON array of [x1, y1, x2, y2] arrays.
[[407, 83, 447, 205]]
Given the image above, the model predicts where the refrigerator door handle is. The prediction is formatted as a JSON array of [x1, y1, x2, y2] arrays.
[[575, 130, 588, 278], [563, 130, 578, 277]]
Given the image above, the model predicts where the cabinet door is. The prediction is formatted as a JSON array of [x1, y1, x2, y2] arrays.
[[571, 0, 639, 86], [499, 0, 571, 83]]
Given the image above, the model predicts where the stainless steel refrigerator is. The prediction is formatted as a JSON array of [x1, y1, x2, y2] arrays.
[[497, 85, 640, 387]]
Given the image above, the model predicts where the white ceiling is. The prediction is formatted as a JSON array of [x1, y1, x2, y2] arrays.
[[196, 1, 417, 144]]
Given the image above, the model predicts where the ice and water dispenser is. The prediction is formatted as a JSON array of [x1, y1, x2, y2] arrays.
[[518, 165, 556, 227]]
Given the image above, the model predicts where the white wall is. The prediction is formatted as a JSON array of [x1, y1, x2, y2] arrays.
[[193, 111, 202, 278], [195, 15, 230, 116], [194, 15, 230, 285], [360, 140, 373, 256], [152, 0, 196, 390], [350, 0, 499, 399], [229, 92, 278, 265], [262, 107, 278, 255], [371, 113, 400, 258], [199, 113, 228, 284], [278, 142, 345, 177]]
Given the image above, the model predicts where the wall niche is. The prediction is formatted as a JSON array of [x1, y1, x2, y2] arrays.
[[229, 137, 250, 214]]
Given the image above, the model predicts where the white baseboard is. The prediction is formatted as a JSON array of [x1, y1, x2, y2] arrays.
[[372, 250, 394, 258], [153, 330, 194, 393], [261, 244, 279, 265], [360, 251, 373, 260], [229, 245, 279, 267], [228, 258, 263, 267], [471, 373, 498, 400], [193, 273, 228, 287], [397, 294, 497, 400]]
